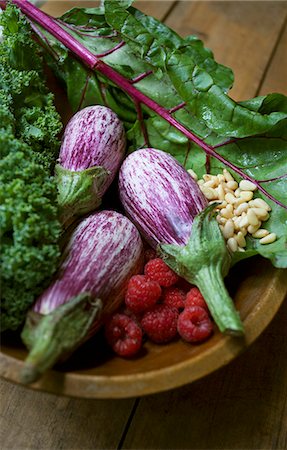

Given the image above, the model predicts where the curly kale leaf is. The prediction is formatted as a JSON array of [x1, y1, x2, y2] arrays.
[[0, 131, 62, 331], [0, 5, 62, 331], [0, 4, 62, 169]]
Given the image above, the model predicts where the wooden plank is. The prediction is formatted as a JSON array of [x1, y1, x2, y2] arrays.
[[0, 3, 175, 450], [0, 379, 135, 449], [42, 0, 175, 19], [165, 1, 287, 100], [1, 2, 286, 449], [121, 2, 287, 449], [121, 299, 287, 450], [42, 1, 101, 16], [259, 21, 287, 96]]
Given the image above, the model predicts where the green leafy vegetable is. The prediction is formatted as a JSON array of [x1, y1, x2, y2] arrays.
[[0, 5, 62, 331], [6, 0, 287, 268]]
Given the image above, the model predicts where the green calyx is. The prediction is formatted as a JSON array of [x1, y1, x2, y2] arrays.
[[160, 204, 244, 336], [55, 164, 110, 227], [20, 293, 103, 384]]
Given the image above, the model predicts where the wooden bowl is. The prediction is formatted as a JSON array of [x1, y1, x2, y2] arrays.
[[1, 258, 286, 398], [1, 2, 286, 400]]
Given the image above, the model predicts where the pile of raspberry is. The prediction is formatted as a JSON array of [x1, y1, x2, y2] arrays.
[[104, 249, 214, 358]]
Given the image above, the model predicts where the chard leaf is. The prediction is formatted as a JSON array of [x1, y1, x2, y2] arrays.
[[21, 0, 287, 268], [167, 51, 287, 137], [104, 0, 167, 70], [210, 121, 287, 268]]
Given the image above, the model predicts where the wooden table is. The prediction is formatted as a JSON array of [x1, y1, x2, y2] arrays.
[[1, 1, 287, 448]]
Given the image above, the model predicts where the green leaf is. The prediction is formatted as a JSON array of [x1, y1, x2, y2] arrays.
[[30, 0, 287, 269], [167, 51, 287, 137]]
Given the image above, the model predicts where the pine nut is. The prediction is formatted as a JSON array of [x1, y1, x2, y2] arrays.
[[205, 179, 217, 188], [252, 229, 269, 239], [203, 174, 214, 182], [217, 183, 225, 200], [233, 218, 241, 231], [217, 174, 225, 183], [261, 212, 270, 221], [239, 215, 249, 228], [226, 180, 238, 190], [247, 223, 261, 234], [251, 207, 269, 220], [223, 219, 234, 239], [235, 231, 246, 248], [239, 180, 257, 191], [216, 201, 228, 210], [234, 197, 246, 207], [223, 169, 234, 182], [225, 192, 236, 204], [213, 176, 220, 187], [259, 233, 277, 244], [221, 208, 233, 219], [198, 169, 276, 248], [240, 190, 254, 202], [252, 198, 271, 211], [227, 237, 238, 252], [200, 186, 217, 200], [247, 208, 259, 226], [234, 202, 248, 216], [188, 169, 198, 181], [240, 228, 247, 237]]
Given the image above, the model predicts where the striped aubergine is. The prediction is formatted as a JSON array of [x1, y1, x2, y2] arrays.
[[20, 210, 144, 384], [119, 148, 244, 336], [118, 148, 208, 248], [55, 105, 126, 226]]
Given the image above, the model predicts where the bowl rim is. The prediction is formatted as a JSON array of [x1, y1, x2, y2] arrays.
[[1, 268, 286, 399]]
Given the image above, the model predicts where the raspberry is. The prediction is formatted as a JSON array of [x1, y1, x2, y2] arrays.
[[162, 287, 185, 310], [105, 313, 143, 357], [141, 304, 178, 344], [185, 287, 209, 312], [144, 248, 157, 263], [122, 306, 144, 325], [125, 275, 162, 314], [177, 306, 213, 343], [144, 258, 179, 287]]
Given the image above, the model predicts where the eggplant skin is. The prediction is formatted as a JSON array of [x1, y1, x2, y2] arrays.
[[59, 105, 126, 196], [119, 148, 208, 248], [33, 210, 144, 327]]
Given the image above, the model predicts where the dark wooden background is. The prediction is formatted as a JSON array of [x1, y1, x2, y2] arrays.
[[1, 1, 287, 448]]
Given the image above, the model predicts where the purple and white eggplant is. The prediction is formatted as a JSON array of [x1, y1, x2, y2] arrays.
[[119, 148, 244, 335], [56, 105, 126, 225], [20, 210, 144, 384]]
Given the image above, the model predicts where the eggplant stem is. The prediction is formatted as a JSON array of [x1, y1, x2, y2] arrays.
[[20, 294, 103, 384]]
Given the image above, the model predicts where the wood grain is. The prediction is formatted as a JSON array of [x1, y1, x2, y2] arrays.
[[122, 3, 287, 447], [122, 298, 287, 450], [0, 380, 135, 449], [1, 1, 287, 449], [165, 1, 287, 100], [41, 0, 175, 19], [258, 19, 287, 96]]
